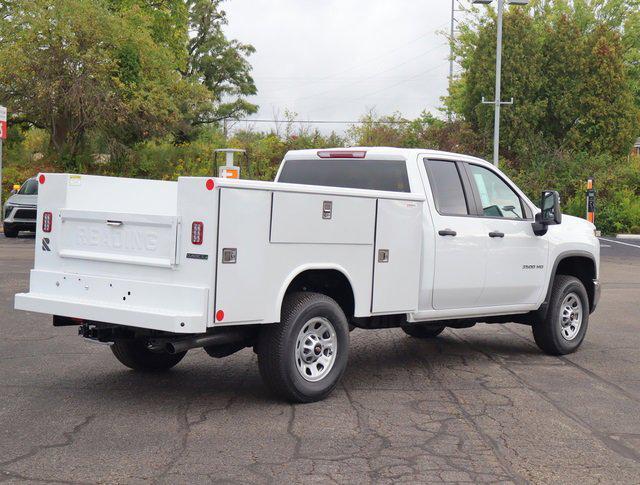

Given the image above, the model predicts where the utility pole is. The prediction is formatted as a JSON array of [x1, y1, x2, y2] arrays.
[[492, 0, 504, 167], [449, 0, 466, 122], [475, 0, 528, 167], [449, 0, 456, 122]]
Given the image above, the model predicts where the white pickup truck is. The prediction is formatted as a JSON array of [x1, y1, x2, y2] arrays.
[[15, 148, 600, 402]]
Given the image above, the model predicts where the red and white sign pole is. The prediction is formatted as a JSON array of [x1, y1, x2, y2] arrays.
[[0, 106, 6, 220]]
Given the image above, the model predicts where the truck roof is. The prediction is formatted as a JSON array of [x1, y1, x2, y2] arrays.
[[283, 147, 492, 167]]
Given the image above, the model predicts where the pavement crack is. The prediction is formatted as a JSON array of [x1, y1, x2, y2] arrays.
[[502, 325, 640, 405], [0, 415, 95, 473], [451, 331, 640, 465], [419, 341, 529, 484]]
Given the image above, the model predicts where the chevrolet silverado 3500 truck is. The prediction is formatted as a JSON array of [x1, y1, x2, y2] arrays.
[[15, 148, 600, 402]]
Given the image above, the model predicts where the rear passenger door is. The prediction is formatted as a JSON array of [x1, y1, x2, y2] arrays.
[[423, 159, 487, 310]]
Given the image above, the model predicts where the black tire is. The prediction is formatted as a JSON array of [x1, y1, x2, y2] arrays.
[[532, 275, 589, 355], [3, 225, 18, 238], [111, 340, 186, 371], [257, 292, 349, 403], [402, 323, 445, 339]]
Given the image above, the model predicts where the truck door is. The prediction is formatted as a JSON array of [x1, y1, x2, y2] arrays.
[[422, 159, 487, 310], [462, 163, 548, 306]]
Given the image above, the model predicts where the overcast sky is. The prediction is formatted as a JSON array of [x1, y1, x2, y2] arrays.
[[223, 0, 460, 134]]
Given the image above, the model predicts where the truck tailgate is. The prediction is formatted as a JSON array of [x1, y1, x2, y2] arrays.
[[15, 174, 218, 334], [58, 209, 178, 268]]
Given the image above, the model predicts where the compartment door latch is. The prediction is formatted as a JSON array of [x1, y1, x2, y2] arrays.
[[322, 201, 333, 220]]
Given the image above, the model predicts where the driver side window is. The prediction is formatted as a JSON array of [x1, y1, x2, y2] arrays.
[[467, 164, 523, 219]]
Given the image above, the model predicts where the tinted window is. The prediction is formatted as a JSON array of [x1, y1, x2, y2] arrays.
[[278, 159, 410, 192], [18, 179, 38, 195], [467, 164, 523, 219], [425, 160, 469, 215]]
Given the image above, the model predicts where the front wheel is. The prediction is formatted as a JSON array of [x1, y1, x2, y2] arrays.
[[3, 225, 18, 238], [532, 275, 589, 355], [111, 340, 187, 371], [257, 292, 349, 403]]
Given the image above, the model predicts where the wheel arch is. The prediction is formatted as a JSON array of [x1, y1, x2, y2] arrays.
[[276, 265, 356, 322], [540, 251, 597, 315]]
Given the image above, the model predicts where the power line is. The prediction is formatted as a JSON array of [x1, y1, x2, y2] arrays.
[[231, 119, 426, 125], [264, 21, 450, 98], [308, 61, 449, 116], [292, 44, 447, 103]]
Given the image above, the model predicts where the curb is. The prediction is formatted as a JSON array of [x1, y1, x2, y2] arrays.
[[616, 234, 640, 240]]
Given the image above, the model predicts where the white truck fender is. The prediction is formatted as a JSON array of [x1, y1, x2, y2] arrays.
[[274, 263, 357, 323]]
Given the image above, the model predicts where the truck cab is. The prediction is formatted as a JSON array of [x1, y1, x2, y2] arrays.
[[15, 148, 600, 402], [276, 148, 599, 321]]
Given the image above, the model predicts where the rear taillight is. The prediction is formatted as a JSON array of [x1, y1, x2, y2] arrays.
[[42, 212, 52, 233], [191, 222, 203, 245], [317, 150, 366, 159]]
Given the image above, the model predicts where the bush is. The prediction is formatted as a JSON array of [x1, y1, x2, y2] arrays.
[[503, 152, 640, 234]]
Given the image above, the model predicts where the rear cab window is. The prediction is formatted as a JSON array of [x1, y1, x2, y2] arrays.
[[424, 160, 470, 216], [278, 159, 410, 193]]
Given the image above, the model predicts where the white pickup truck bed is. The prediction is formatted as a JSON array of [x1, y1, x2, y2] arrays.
[[15, 173, 424, 334]]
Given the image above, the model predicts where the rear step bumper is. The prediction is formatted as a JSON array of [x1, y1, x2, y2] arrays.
[[15, 270, 209, 334]]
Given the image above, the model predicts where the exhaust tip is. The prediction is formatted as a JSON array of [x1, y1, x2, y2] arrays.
[[165, 343, 178, 354]]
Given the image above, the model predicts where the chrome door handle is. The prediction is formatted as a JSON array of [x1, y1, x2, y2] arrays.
[[438, 229, 457, 236], [106, 220, 123, 227], [489, 231, 505, 238]]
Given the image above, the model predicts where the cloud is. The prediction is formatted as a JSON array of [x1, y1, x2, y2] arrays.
[[223, 0, 454, 133]]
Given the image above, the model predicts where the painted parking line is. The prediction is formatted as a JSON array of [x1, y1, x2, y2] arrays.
[[599, 238, 640, 249]]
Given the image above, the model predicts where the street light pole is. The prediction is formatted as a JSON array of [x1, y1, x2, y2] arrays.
[[492, 0, 504, 167], [475, 0, 527, 167], [449, 0, 456, 122]]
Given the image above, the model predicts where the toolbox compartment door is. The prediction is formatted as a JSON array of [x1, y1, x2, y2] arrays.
[[58, 209, 179, 268], [270, 191, 375, 245]]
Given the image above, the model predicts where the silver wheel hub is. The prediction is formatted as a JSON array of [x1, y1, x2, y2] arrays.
[[560, 292, 583, 341], [295, 317, 337, 382]]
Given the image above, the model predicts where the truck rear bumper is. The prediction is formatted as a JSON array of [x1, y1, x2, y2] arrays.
[[14, 270, 209, 334]]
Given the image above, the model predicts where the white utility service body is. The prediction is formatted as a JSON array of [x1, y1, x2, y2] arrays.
[[15, 167, 424, 332], [15, 148, 600, 402]]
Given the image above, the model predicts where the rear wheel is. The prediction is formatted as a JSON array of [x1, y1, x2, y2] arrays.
[[402, 323, 445, 339], [111, 340, 186, 371], [3, 225, 18, 238], [257, 292, 349, 403], [532, 275, 589, 355]]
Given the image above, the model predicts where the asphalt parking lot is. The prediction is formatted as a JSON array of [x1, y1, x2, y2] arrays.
[[1, 235, 639, 484]]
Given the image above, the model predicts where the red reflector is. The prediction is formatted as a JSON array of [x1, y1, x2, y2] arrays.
[[317, 150, 366, 159], [191, 221, 203, 245], [216, 310, 224, 322], [39, 174, 46, 184], [206, 179, 215, 190], [42, 212, 52, 233]]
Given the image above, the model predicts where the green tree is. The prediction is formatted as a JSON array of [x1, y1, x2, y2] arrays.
[[183, 0, 257, 128], [0, 0, 257, 168], [446, 0, 639, 160]]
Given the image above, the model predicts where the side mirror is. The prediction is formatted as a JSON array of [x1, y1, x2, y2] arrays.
[[532, 190, 562, 236], [11, 184, 21, 195], [540, 190, 562, 225]]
